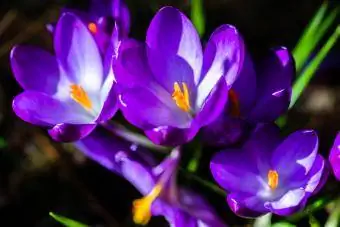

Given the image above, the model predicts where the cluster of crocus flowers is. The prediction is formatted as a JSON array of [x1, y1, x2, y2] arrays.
[[9, 1, 334, 226], [115, 6, 243, 146], [11, 13, 118, 141], [76, 129, 225, 226], [211, 124, 328, 217]]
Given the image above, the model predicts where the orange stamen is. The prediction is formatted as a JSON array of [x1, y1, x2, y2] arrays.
[[132, 185, 163, 225], [70, 84, 93, 111], [172, 82, 190, 112], [229, 89, 240, 117], [88, 22, 98, 34], [267, 170, 279, 190]]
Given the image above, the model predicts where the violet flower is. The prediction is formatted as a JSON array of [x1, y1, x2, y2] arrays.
[[47, 0, 130, 54], [202, 47, 294, 146], [11, 13, 117, 142], [114, 6, 244, 146], [76, 129, 226, 227], [210, 124, 328, 217], [329, 132, 340, 180]]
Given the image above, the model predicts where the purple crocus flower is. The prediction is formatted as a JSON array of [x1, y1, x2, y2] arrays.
[[202, 47, 294, 146], [76, 129, 226, 226], [210, 124, 327, 217], [114, 6, 244, 146], [11, 13, 117, 142], [329, 132, 340, 180], [47, 0, 130, 54]]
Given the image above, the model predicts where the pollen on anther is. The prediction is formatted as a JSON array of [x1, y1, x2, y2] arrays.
[[70, 84, 93, 111], [267, 170, 279, 190], [171, 82, 191, 112], [88, 22, 98, 34]]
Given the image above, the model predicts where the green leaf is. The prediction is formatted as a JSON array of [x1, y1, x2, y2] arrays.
[[191, 0, 205, 37], [186, 144, 202, 173], [254, 213, 271, 227], [0, 137, 7, 148], [49, 212, 88, 227], [271, 222, 296, 227], [290, 26, 340, 108], [309, 214, 321, 227], [293, 2, 328, 71]]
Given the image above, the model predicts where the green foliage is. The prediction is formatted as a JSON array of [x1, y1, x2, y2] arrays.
[[191, 0, 205, 37], [49, 212, 88, 227]]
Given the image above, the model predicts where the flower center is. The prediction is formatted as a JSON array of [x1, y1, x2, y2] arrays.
[[132, 184, 163, 225], [88, 22, 98, 34], [267, 170, 279, 190], [171, 82, 190, 112], [70, 84, 93, 111], [229, 88, 240, 117]]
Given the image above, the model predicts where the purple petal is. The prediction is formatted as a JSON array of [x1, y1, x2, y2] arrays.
[[178, 189, 226, 227], [97, 75, 118, 122], [194, 79, 229, 127], [265, 189, 308, 216], [54, 13, 103, 93], [114, 41, 153, 87], [227, 192, 267, 218], [146, 47, 196, 97], [227, 43, 256, 116], [329, 132, 340, 180], [210, 149, 263, 194], [201, 116, 247, 147], [10, 46, 60, 95], [271, 130, 318, 181], [13, 91, 92, 126], [145, 125, 198, 146], [146, 6, 202, 84], [48, 123, 96, 142], [119, 87, 191, 130], [197, 25, 244, 108], [248, 47, 294, 122]]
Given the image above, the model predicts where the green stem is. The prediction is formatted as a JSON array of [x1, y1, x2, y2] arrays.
[[186, 143, 202, 173], [191, 0, 205, 37], [100, 121, 170, 153], [179, 167, 226, 196], [290, 26, 340, 108]]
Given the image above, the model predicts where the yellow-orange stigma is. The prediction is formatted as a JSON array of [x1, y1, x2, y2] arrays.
[[267, 170, 279, 190], [229, 89, 240, 117], [88, 22, 98, 34], [70, 84, 93, 111], [132, 185, 163, 225], [171, 82, 190, 112]]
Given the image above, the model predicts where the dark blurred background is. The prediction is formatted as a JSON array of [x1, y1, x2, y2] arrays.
[[0, 0, 339, 226]]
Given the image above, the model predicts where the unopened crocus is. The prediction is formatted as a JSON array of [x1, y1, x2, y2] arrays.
[[202, 47, 294, 146], [76, 130, 226, 227], [11, 13, 117, 142], [210, 124, 327, 217], [329, 132, 340, 180], [115, 6, 244, 146], [47, 0, 130, 54]]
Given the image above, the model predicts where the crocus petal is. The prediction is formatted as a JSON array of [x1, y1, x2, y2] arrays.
[[194, 79, 229, 127], [54, 13, 104, 93], [197, 25, 244, 108], [227, 192, 267, 218], [48, 123, 96, 142], [179, 189, 226, 227], [114, 41, 153, 87], [13, 91, 92, 126], [329, 132, 340, 180], [265, 188, 308, 216], [145, 125, 198, 146], [210, 149, 263, 194], [146, 6, 202, 84], [119, 87, 191, 130], [248, 47, 294, 122], [97, 83, 117, 122], [271, 130, 318, 181], [230, 54, 257, 116], [10, 46, 60, 95], [146, 47, 196, 96], [201, 116, 247, 147]]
